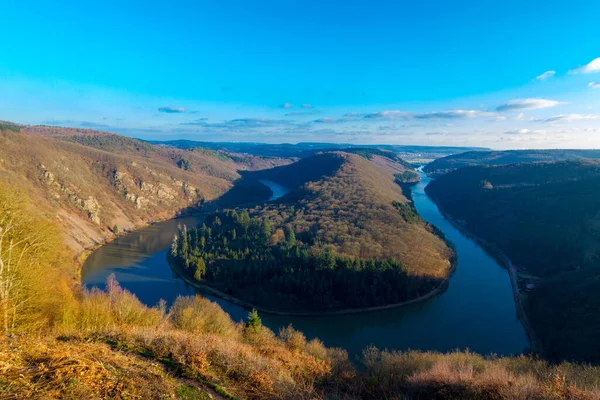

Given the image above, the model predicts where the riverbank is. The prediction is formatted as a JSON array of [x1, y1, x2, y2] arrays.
[[74, 202, 217, 275], [167, 253, 457, 317], [423, 193, 540, 356]]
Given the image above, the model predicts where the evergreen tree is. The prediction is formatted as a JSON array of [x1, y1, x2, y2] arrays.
[[194, 257, 206, 280], [245, 308, 262, 331], [180, 225, 189, 256], [171, 234, 179, 256], [261, 218, 272, 243], [285, 227, 296, 247]]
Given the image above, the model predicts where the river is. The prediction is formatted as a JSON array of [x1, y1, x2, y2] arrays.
[[82, 173, 529, 357]]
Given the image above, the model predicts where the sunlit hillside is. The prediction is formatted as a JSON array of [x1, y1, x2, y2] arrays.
[[0, 125, 290, 254]]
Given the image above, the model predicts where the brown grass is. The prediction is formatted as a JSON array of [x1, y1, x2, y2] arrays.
[[0, 335, 217, 400], [355, 348, 600, 400]]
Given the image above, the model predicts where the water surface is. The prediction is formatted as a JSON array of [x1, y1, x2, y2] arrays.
[[82, 173, 529, 356]]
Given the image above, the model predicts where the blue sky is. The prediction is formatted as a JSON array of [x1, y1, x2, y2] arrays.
[[1, 0, 600, 148]]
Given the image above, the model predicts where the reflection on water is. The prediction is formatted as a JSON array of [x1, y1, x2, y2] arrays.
[[82, 174, 529, 357], [259, 179, 291, 201]]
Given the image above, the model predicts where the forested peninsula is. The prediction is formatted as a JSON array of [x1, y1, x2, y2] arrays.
[[170, 151, 455, 312]]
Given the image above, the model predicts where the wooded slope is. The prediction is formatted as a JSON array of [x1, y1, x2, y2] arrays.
[[426, 160, 600, 362], [255, 152, 452, 275]]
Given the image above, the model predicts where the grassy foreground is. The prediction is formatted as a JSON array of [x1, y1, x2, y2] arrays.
[[2, 168, 600, 399]]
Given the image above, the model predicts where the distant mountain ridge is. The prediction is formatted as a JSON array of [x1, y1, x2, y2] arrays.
[[147, 138, 487, 159]]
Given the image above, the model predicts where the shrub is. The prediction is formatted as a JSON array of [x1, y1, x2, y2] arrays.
[[169, 295, 237, 336]]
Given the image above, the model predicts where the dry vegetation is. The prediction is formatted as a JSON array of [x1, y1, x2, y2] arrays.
[[255, 152, 453, 278], [0, 126, 289, 254]]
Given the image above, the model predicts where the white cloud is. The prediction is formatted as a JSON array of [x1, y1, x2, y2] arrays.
[[281, 103, 294, 108], [364, 109, 494, 120], [569, 58, 600, 74], [541, 114, 600, 123], [589, 82, 600, 89], [301, 104, 313, 108], [414, 109, 495, 119], [313, 117, 343, 123], [158, 106, 186, 113], [496, 98, 562, 112], [503, 128, 546, 135], [364, 110, 411, 120], [535, 70, 556, 80]]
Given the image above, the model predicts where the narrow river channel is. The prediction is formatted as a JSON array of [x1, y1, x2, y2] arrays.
[[82, 173, 529, 357]]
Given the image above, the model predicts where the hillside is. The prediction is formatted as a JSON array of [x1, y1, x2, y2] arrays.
[[256, 152, 448, 267], [171, 152, 454, 312], [3, 176, 600, 399], [426, 160, 600, 362], [0, 125, 290, 256], [424, 149, 600, 177]]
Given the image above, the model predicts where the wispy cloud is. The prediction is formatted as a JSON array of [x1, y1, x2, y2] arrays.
[[79, 121, 111, 128], [343, 112, 367, 117], [414, 110, 495, 119], [178, 117, 300, 131], [364, 110, 411, 120], [281, 103, 294, 109], [502, 128, 545, 135], [312, 116, 359, 123], [179, 118, 209, 125], [158, 106, 186, 113], [540, 114, 600, 123], [535, 70, 556, 80], [589, 82, 600, 89], [569, 58, 600, 74], [363, 109, 494, 120], [228, 118, 290, 127], [285, 110, 319, 116], [301, 104, 313, 108], [496, 98, 561, 112]]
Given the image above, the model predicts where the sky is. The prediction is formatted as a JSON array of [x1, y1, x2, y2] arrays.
[[1, 0, 600, 149]]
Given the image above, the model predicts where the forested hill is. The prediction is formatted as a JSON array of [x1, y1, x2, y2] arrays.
[[426, 159, 600, 362], [256, 152, 451, 269], [252, 149, 419, 190], [0, 123, 290, 254], [172, 151, 454, 311], [424, 149, 600, 177]]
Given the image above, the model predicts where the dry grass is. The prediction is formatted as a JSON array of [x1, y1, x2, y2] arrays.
[[0, 335, 214, 400], [355, 348, 600, 400], [49, 279, 341, 399]]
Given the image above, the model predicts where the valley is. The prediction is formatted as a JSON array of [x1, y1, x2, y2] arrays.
[[2, 122, 600, 398], [81, 166, 528, 358]]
